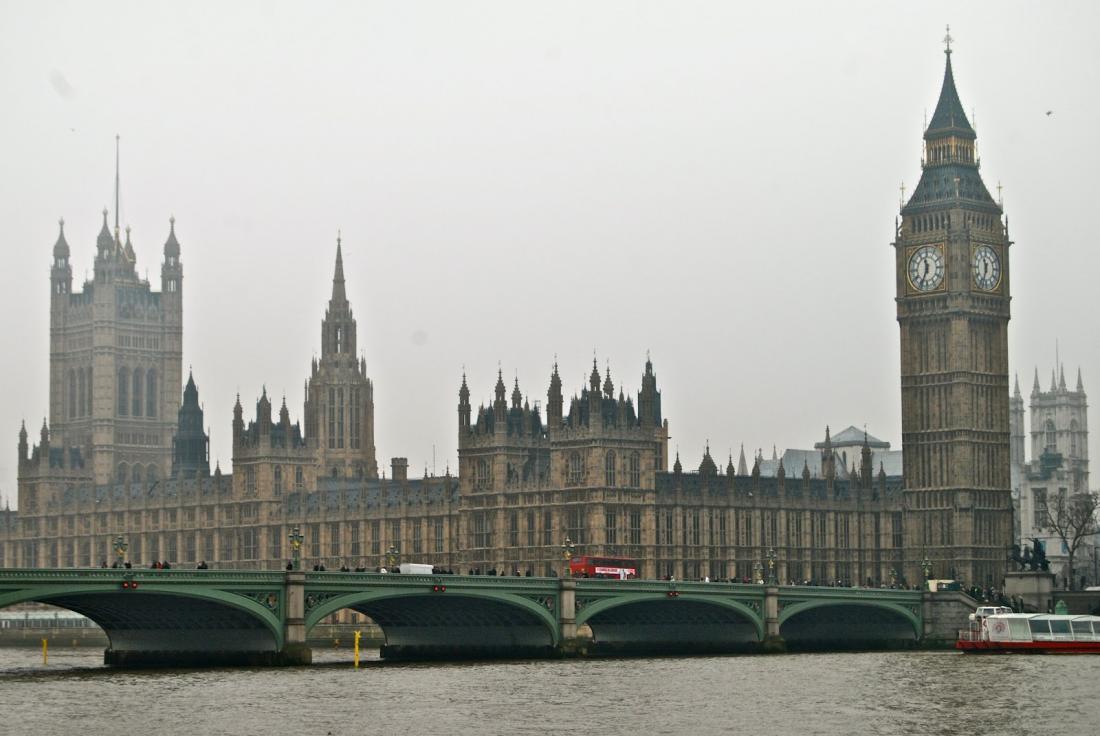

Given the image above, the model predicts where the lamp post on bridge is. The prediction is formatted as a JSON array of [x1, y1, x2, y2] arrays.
[[386, 545, 400, 571], [288, 526, 303, 571], [766, 547, 777, 585], [113, 535, 127, 566], [889, 567, 898, 588], [921, 555, 933, 585], [561, 536, 575, 578]]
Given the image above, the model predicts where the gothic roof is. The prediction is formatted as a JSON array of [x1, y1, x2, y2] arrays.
[[816, 426, 889, 449], [904, 163, 998, 213], [926, 52, 975, 140], [53, 219, 69, 258], [163, 216, 180, 257]]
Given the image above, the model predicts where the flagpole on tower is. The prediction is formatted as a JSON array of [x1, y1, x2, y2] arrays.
[[114, 134, 120, 233]]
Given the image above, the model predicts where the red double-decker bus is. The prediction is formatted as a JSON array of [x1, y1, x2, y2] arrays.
[[569, 556, 639, 579]]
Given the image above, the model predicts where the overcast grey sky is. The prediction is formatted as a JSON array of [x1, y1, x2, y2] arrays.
[[1, 1, 1098, 502]]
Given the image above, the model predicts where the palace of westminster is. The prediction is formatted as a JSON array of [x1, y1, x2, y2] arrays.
[[1, 44, 1083, 588]]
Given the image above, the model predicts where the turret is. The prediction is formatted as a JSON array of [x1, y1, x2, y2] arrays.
[[232, 394, 244, 450], [257, 387, 272, 437], [458, 372, 471, 430], [860, 432, 873, 488], [17, 420, 28, 466], [493, 368, 507, 424], [698, 443, 717, 477], [511, 377, 522, 410], [1010, 374, 1026, 469], [321, 237, 356, 358], [638, 354, 661, 428], [51, 219, 72, 298], [547, 362, 563, 430], [161, 216, 182, 296], [821, 426, 835, 480]]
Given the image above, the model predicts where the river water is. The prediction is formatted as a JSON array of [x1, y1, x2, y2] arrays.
[[1, 647, 1097, 736]]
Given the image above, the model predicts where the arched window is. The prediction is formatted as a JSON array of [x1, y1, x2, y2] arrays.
[[335, 326, 343, 353], [131, 464, 143, 483], [605, 451, 617, 487], [146, 369, 156, 418], [1045, 419, 1057, 453], [295, 466, 304, 491], [146, 465, 157, 483], [116, 462, 128, 483], [568, 452, 583, 486], [78, 369, 86, 418], [476, 458, 490, 489], [68, 370, 77, 419], [85, 368, 93, 416], [117, 368, 129, 416], [629, 452, 641, 487], [132, 369, 143, 417], [1070, 420, 1079, 457], [274, 466, 283, 495]]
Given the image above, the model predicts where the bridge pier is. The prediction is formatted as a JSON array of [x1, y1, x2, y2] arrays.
[[556, 578, 587, 655], [762, 585, 786, 653], [279, 569, 312, 666]]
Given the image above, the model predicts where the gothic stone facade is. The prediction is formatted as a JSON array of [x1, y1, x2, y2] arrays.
[[2, 45, 1012, 587]]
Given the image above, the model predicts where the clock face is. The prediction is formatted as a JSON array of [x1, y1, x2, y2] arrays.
[[972, 244, 1001, 291], [907, 244, 945, 292]]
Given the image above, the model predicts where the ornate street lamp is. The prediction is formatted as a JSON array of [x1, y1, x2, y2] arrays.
[[752, 560, 764, 584], [561, 536, 575, 577], [288, 526, 303, 571], [113, 535, 127, 565], [889, 567, 898, 588], [766, 547, 777, 584], [921, 556, 933, 582], [386, 545, 400, 570]]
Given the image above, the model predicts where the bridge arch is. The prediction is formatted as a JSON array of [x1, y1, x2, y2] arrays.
[[0, 582, 284, 664], [576, 593, 764, 653], [305, 588, 560, 658], [778, 599, 920, 649]]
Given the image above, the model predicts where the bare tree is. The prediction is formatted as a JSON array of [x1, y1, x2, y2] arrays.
[[1043, 491, 1100, 590]]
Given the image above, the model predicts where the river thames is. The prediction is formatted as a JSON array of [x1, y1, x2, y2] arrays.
[[1, 648, 1098, 736]]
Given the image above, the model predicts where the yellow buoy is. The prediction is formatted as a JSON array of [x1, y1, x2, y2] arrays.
[[354, 630, 362, 669]]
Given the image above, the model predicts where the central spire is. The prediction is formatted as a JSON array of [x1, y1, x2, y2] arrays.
[[331, 233, 347, 304], [926, 38, 974, 140]]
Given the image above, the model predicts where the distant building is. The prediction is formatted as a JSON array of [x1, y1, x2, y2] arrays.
[[1012, 367, 1091, 585]]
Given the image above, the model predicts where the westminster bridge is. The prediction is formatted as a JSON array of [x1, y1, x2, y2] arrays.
[[0, 569, 970, 665]]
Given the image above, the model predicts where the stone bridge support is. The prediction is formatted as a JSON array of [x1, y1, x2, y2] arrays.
[[280, 570, 311, 665], [763, 585, 785, 652]]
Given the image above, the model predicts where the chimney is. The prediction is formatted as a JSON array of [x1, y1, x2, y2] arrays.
[[390, 457, 408, 482]]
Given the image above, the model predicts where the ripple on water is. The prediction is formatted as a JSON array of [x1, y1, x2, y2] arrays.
[[2, 649, 1100, 736]]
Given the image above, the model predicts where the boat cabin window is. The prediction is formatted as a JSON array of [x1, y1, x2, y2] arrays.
[[1028, 619, 1050, 636], [1071, 621, 1092, 637], [1049, 619, 1071, 635]]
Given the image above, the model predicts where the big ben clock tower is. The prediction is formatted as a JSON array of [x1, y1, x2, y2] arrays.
[[895, 31, 1014, 586]]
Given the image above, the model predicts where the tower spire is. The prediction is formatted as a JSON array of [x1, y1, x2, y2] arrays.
[[331, 235, 346, 303]]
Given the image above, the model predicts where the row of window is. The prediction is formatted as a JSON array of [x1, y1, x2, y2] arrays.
[[9, 519, 447, 567], [326, 387, 364, 450], [116, 367, 158, 418]]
